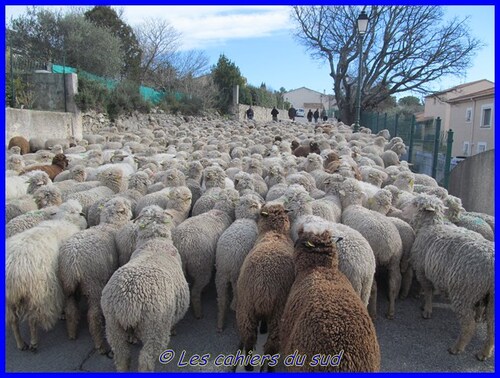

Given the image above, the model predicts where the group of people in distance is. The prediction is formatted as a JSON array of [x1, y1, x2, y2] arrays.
[[246, 105, 328, 122]]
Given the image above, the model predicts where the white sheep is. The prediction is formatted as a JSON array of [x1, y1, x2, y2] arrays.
[[101, 207, 189, 372], [57, 197, 133, 355], [215, 194, 263, 332], [6, 200, 87, 351], [340, 178, 403, 320], [404, 194, 494, 361]]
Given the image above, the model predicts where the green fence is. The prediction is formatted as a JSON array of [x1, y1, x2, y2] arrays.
[[360, 111, 453, 188], [51, 64, 184, 104]]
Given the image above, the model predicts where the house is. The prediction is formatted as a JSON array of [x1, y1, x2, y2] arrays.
[[284, 87, 337, 116], [446, 86, 494, 157], [420, 79, 494, 157]]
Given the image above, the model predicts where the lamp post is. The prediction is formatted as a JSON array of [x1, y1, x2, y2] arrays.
[[353, 10, 369, 133]]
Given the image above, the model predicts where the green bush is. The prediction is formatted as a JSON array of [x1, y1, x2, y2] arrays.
[[74, 75, 109, 112], [106, 80, 151, 121], [160, 93, 203, 116]]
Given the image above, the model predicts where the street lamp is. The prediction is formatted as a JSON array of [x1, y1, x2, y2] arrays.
[[354, 10, 369, 133]]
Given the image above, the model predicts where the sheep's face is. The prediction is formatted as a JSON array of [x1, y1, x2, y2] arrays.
[[136, 209, 174, 242], [403, 194, 445, 229], [296, 228, 336, 255], [34, 187, 62, 209], [27, 172, 50, 194], [53, 154, 69, 169]]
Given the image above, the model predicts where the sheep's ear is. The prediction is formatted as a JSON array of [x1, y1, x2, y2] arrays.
[[260, 210, 269, 217], [339, 190, 346, 196], [334, 236, 344, 243], [284, 208, 293, 214]]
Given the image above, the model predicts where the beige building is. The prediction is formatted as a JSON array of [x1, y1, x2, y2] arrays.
[[284, 87, 336, 115], [420, 79, 494, 156], [446, 87, 494, 157]]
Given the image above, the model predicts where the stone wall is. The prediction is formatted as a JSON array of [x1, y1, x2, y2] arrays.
[[6, 108, 83, 145], [448, 149, 494, 215]]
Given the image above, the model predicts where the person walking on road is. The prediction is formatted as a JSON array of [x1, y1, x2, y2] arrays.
[[307, 109, 313, 122], [246, 106, 254, 120], [321, 108, 328, 121], [288, 106, 296, 121], [313, 108, 320, 123], [271, 106, 279, 122]]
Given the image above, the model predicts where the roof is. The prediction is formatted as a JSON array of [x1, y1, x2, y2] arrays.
[[446, 87, 495, 103], [285, 87, 329, 96], [425, 79, 494, 98]]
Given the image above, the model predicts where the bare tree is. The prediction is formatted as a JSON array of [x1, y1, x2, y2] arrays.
[[291, 6, 483, 124], [135, 17, 182, 85]]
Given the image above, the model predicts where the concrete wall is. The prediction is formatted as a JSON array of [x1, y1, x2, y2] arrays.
[[448, 149, 494, 215], [6, 108, 83, 145], [29, 72, 79, 113]]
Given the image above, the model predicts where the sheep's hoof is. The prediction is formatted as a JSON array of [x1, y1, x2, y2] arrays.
[[399, 293, 408, 300], [105, 350, 114, 359], [244, 364, 254, 372], [29, 344, 38, 353], [421, 310, 432, 319], [216, 327, 223, 334], [18, 342, 29, 351], [170, 329, 177, 336], [475, 351, 491, 361], [385, 313, 394, 320], [127, 335, 139, 344], [259, 321, 268, 334], [448, 346, 463, 355]]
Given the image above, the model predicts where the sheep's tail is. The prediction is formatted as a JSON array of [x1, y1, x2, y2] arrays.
[[58, 245, 83, 296]]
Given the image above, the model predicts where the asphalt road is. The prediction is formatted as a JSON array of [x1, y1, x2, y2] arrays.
[[5, 276, 495, 373]]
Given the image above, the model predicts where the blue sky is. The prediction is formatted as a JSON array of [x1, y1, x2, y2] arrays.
[[5, 5, 495, 99]]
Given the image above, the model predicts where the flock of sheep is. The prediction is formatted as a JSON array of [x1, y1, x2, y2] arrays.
[[5, 113, 495, 372]]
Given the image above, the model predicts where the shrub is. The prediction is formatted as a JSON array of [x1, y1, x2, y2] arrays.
[[106, 80, 151, 121], [160, 93, 203, 116], [74, 75, 109, 112]]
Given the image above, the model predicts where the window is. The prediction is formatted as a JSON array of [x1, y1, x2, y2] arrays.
[[480, 104, 493, 128], [477, 142, 487, 154], [465, 108, 472, 123], [463, 141, 470, 156]]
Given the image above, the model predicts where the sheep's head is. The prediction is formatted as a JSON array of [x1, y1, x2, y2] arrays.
[[100, 197, 133, 226], [291, 140, 300, 150], [163, 168, 186, 188], [128, 171, 152, 195], [295, 223, 343, 270], [26, 171, 51, 194], [258, 202, 291, 235], [9, 146, 21, 155], [403, 193, 446, 230], [309, 141, 321, 154], [338, 178, 364, 207], [323, 151, 340, 166], [443, 195, 464, 221], [51, 199, 87, 229], [33, 186, 63, 209], [8, 155, 24, 171], [322, 173, 345, 195], [235, 193, 263, 220], [135, 206, 174, 243], [393, 171, 415, 192], [367, 189, 392, 215], [52, 153, 69, 170]]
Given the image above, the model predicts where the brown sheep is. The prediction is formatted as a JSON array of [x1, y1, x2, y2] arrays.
[[8, 136, 30, 155], [22, 154, 69, 180], [280, 224, 381, 372], [235, 203, 295, 372], [293, 141, 321, 157], [323, 151, 340, 172]]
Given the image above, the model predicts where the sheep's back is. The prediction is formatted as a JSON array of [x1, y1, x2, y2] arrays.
[[281, 271, 380, 372], [237, 233, 295, 317]]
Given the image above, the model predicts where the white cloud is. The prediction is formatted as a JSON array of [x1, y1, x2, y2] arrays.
[[123, 6, 293, 50], [5, 5, 294, 51]]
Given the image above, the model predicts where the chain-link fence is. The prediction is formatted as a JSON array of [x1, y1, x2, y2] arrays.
[[360, 111, 454, 188]]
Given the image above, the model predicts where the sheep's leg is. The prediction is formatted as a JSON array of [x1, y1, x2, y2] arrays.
[[262, 315, 280, 372], [216, 274, 228, 332], [477, 293, 494, 361], [368, 280, 377, 320], [106, 319, 131, 372], [138, 321, 168, 372], [64, 295, 80, 340], [8, 308, 28, 351], [386, 264, 402, 320], [399, 266, 413, 300], [87, 300, 108, 355], [191, 272, 211, 319], [230, 279, 238, 311], [28, 317, 39, 352], [415, 270, 433, 319], [236, 311, 258, 372], [448, 311, 476, 355]]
